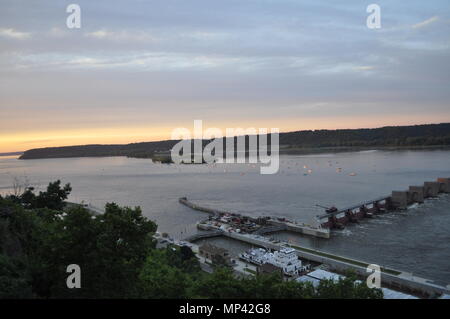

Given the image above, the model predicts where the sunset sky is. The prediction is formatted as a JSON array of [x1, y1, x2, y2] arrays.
[[1, 0, 450, 153]]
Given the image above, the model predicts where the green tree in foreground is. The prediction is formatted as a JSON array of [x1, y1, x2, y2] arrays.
[[0, 254, 33, 298], [18, 180, 72, 210]]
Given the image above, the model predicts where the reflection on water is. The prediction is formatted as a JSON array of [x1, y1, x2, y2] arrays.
[[0, 150, 449, 283]]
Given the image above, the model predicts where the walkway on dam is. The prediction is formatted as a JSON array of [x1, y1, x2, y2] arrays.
[[317, 195, 390, 219]]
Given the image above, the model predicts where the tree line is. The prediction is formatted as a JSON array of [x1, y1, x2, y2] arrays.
[[18, 123, 450, 160]]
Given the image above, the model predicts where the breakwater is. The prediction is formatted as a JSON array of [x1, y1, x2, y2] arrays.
[[180, 177, 450, 235], [179, 197, 330, 238], [179, 197, 228, 216]]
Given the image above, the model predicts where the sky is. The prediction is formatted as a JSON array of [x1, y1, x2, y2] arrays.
[[1, 0, 450, 152]]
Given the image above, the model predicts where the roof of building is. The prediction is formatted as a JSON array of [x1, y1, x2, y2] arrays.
[[302, 269, 419, 299], [381, 288, 418, 299], [279, 247, 295, 254], [296, 276, 321, 287], [306, 269, 343, 282]]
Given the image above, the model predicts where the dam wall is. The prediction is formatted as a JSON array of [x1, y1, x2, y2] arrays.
[[318, 177, 450, 229]]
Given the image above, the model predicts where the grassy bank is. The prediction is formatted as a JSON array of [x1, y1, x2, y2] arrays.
[[288, 244, 401, 276]]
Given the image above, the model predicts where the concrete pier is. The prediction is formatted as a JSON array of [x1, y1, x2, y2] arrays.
[[183, 230, 223, 242], [408, 186, 425, 203], [179, 197, 227, 216], [391, 191, 410, 209], [437, 178, 450, 193], [424, 182, 440, 197], [181, 197, 330, 239], [266, 219, 330, 238]]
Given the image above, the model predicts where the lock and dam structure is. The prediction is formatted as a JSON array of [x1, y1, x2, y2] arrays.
[[179, 177, 450, 298], [180, 177, 450, 238]]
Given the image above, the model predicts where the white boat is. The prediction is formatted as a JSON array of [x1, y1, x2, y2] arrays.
[[271, 248, 304, 276], [240, 248, 272, 265], [240, 247, 305, 276]]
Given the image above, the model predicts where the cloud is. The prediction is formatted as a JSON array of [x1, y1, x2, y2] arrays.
[[47, 27, 68, 38], [85, 30, 111, 39], [85, 29, 158, 43], [309, 63, 377, 75], [354, 66, 375, 71], [412, 16, 439, 29], [1, 0, 450, 152], [0, 28, 30, 39]]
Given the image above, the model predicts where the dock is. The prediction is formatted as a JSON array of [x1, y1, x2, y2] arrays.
[[181, 177, 450, 236], [182, 230, 223, 242], [179, 197, 228, 217], [179, 197, 330, 239]]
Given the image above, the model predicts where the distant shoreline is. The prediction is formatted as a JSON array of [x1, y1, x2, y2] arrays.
[[0, 152, 23, 157], [17, 123, 450, 160], [279, 145, 450, 155], [12, 145, 450, 161]]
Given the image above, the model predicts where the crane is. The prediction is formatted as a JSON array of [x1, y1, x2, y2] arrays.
[[315, 204, 338, 214]]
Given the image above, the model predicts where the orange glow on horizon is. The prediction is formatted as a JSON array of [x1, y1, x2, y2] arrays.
[[1, 115, 449, 153]]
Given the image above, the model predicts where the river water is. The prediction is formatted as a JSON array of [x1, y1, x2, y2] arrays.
[[0, 150, 449, 284]]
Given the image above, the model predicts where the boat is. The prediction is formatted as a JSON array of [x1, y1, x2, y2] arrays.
[[240, 247, 306, 276], [240, 248, 272, 265]]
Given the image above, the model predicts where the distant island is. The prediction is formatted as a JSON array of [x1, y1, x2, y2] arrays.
[[19, 123, 450, 160]]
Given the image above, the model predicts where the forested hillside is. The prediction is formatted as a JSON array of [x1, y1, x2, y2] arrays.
[[19, 123, 450, 160]]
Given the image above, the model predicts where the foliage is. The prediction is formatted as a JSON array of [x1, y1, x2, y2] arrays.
[[0, 184, 157, 298], [0, 254, 33, 298], [315, 273, 383, 299], [19, 180, 72, 210]]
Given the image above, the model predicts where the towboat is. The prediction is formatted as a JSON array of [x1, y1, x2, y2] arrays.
[[240, 247, 306, 276]]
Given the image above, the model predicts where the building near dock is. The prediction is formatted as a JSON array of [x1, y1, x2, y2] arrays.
[[240, 247, 306, 276], [199, 243, 232, 265]]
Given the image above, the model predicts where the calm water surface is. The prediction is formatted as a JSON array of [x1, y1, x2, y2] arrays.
[[0, 150, 449, 284]]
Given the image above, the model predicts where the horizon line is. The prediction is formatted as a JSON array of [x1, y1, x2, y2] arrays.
[[9, 121, 449, 154]]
